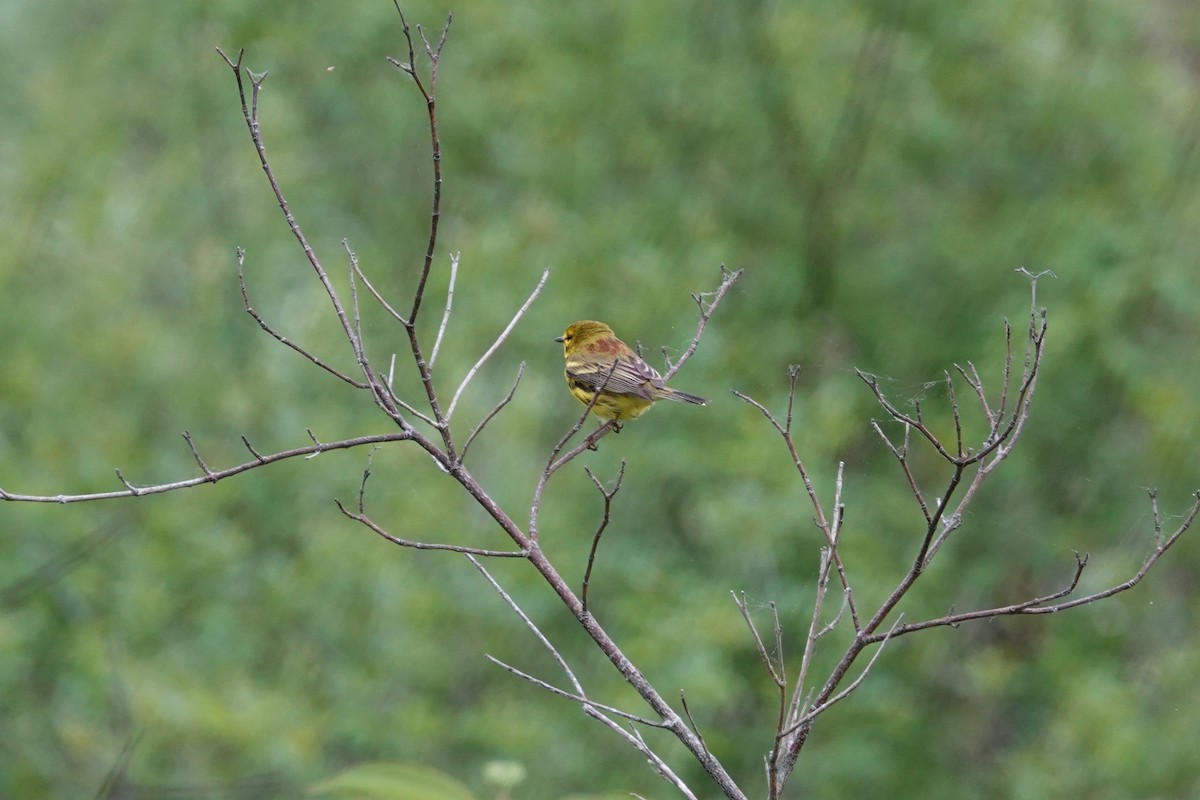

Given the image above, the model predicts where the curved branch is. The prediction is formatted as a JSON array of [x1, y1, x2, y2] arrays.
[[0, 433, 411, 504]]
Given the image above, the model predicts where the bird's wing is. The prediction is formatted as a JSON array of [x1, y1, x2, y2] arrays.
[[566, 357, 662, 401]]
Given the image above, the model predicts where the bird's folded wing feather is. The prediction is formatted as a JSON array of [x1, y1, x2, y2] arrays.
[[566, 357, 662, 400]]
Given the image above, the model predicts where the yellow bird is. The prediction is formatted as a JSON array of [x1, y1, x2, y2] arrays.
[[555, 320, 708, 423]]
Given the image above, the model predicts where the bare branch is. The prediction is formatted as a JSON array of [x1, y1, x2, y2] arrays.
[[0, 433, 412, 504], [469, 555, 586, 696], [872, 420, 932, 526], [446, 269, 548, 420], [335, 499, 524, 559], [216, 58, 374, 394], [624, 725, 701, 800], [114, 469, 139, 495], [470, 552, 699, 800], [544, 420, 618, 476], [954, 360, 995, 430], [663, 265, 742, 381], [388, 7, 452, 328], [429, 251, 460, 368], [333, 451, 521, 556], [182, 432, 216, 481], [581, 461, 626, 614], [593, 718, 699, 800], [734, 592, 784, 687], [459, 362, 525, 464], [375, 372, 438, 427], [472, 551, 700, 800], [794, 545, 833, 707], [735, 591, 789, 799], [679, 690, 710, 758], [485, 655, 665, 728], [240, 435, 265, 462], [855, 370, 958, 462], [785, 614, 904, 734], [473, 549, 706, 800], [351, 256, 409, 325], [732, 380, 857, 624], [345, 241, 367, 365], [972, 491, 1195, 616], [857, 491, 1197, 644], [945, 370, 963, 459], [530, 362, 620, 542], [236, 248, 367, 388]]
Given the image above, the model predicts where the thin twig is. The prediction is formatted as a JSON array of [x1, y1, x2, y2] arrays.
[[473, 547, 705, 800], [235, 248, 367, 388], [181, 432, 216, 481], [734, 592, 783, 686], [470, 550, 693, 800], [345, 240, 367, 366], [352, 258, 408, 325], [733, 379, 858, 624], [335, 461, 525, 558], [679, 690, 709, 758], [335, 507, 523, 556], [871, 420, 932, 525], [785, 615, 904, 734], [215, 56, 376, 394], [663, 265, 742, 381], [446, 269, 549, 420], [0, 433, 412, 504], [468, 555, 584, 689], [381, 9, 457, 452], [469, 555, 586, 695], [240, 435, 265, 462], [529, 362, 619, 542], [581, 461, 626, 614], [869, 490, 1200, 639], [389, 8, 452, 328], [429, 251, 459, 368], [945, 370, 963, 459], [459, 362, 525, 465], [544, 420, 619, 475], [734, 592, 788, 799], [484, 656, 665, 727]]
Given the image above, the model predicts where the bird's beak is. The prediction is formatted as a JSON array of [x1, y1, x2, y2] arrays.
[[553, 336, 564, 343]]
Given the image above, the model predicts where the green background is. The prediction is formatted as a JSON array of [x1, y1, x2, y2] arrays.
[[2, 1, 1198, 797]]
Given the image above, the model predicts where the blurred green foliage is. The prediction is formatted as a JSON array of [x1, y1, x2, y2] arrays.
[[2, 1, 1199, 797]]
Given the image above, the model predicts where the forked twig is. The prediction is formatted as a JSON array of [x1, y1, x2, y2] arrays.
[[214, 51, 374, 395], [336, 452, 525, 557], [663, 265, 742, 380], [235, 248, 367, 389], [473, 550, 699, 798], [581, 461, 626, 614], [785, 614, 904, 735]]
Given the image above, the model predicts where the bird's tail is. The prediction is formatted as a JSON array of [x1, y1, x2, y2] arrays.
[[656, 387, 708, 406]]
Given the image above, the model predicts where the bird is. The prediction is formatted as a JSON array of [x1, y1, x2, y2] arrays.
[[555, 320, 708, 425]]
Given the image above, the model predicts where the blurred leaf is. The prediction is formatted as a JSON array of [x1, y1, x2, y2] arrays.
[[309, 762, 476, 800]]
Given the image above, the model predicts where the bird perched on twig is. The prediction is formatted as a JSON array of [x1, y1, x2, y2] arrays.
[[555, 320, 707, 425]]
